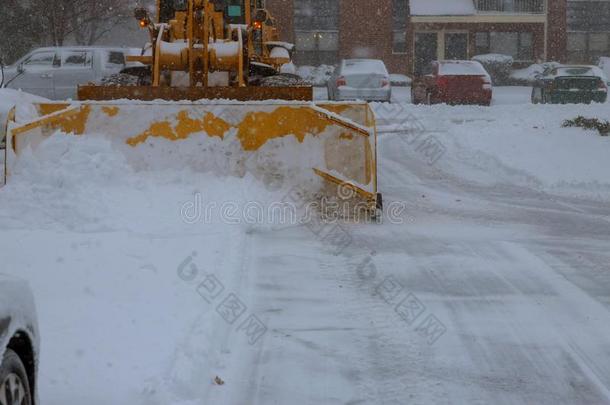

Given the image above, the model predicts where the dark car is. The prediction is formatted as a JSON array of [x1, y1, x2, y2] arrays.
[[531, 65, 609, 104], [0, 275, 39, 405], [412, 60, 493, 106]]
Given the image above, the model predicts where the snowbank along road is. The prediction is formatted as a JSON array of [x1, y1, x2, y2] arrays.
[[1, 88, 610, 404]]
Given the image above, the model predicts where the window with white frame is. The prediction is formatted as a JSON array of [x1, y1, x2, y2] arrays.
[[567, 32, 610, 63]]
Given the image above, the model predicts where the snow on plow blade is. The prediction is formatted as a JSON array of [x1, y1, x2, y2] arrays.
[[4, 101, 378, 206]]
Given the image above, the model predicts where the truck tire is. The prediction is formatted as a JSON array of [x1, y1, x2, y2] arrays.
[[0, 349, 32, 405], [99, 73, 141, 86], [259, 74, 309, 87], [99, 66, 152, 87], [532, 87, 542, 104]]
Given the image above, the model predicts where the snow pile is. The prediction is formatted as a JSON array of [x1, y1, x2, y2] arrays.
[[373, 102, 610, 201], [0, 129, 298, 404], [390, 74, 412, 86], [279, 61, 297, 75], [0, 88, 50, 137], [599, 56, 610, 79], [342, 59, 388, 76], [1, 89, 51, 175], [510, 61, 561, 84], [472, 54, 513, 84], [0, 130, 317, 232], [438, 61, 490, 78], [472, 54, 514, 65], [296, 64, 334, 86]]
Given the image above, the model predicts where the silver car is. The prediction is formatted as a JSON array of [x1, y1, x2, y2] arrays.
[[327, 59, 392, 102], [2, 47, 139, 100], [0, 275, 39, 405]]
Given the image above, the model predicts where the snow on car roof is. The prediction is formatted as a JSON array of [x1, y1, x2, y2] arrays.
[[410, 0, 475, 15], [342, 59, 388, 75], [551, 66, 607, 80], [438, 61, 489, 77], [33, 46, 138, 52]]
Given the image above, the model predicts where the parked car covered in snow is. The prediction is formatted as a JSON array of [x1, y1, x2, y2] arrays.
[[531, 65, 609, 104], [2, 47, 140, 100], [327, 59, 391, 102], [0, 275, 39, 405], [412, 60, 493, 106]]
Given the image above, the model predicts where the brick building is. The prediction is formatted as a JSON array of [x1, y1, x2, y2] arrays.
[[266, 0, 567, 74], [567, 0, 610, 63]]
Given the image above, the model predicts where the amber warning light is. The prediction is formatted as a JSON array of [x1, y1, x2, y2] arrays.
[[134, 7, 150, 28]]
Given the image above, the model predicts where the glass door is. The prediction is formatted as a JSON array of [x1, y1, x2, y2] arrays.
[[445, 33, 469, 60], [414, 32, 438, 76]]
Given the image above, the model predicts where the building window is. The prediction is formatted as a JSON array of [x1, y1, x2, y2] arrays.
[[567, 32, 610, 63], [392, 0, 408, 54], [590, 33, 609, 52], [295, 31, 339, 50], [517, 32, 533, 61], [293, 0, 339, 65], [475, 31, 533, 61], [393, 31, 407, 54], [568, 2, 610, 32], [475, 32, 490, 54]]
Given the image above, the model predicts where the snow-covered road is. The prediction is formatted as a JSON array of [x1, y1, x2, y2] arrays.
[[1, 92, 610, 404]]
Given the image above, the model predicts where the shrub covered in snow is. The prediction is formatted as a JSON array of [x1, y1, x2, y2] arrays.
[[598, 56, 610, 79], [510, 61, 562, 85], [472, 54, 514, 85], [563, 116, 610, 136], [296, 65, 335, 86]]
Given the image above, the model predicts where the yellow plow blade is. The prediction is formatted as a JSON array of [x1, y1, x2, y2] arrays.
[[5, 101, 379, 207]]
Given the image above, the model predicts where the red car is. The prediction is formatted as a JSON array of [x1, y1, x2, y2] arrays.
[[412, 60, 493, 106]]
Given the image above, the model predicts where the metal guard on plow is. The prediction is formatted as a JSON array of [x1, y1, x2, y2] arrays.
[[4, 100, 380, 210], [77, 85, 314, 102]]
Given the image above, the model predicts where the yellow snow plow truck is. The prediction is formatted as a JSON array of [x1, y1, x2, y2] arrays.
[[3, 0, 380, 211]]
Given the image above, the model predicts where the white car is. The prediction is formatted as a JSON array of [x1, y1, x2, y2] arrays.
[[327, 59, 392, 102], [1, 47, 140, 100], [0, 275, 39, 405]]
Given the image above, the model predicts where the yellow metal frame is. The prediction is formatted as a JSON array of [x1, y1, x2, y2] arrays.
[[6, 101, 379, 206], [2, 108, 16, 185], [134, 0, 287, 89]]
